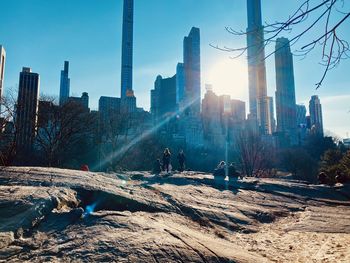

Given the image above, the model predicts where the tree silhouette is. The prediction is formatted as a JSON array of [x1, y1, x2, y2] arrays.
[[212, 0, 350, 88]]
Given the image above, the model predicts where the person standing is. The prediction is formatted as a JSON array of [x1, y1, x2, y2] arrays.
[[177, 150, 186, 172], [162, 148, 172, 173]]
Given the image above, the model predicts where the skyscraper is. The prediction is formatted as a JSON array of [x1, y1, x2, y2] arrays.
[[98, 96, 121, 126], [176, 63, 185, 105], [150, 74, 177, 121], [296, 104, 307, 126], [309, 95, 324, 136], [275, 38, 297, 142], [266, 96, 276, 134], [59, 61, 70, 106], [231, 99, 246, 123], [0, 45, 5, 104], [246, 0, 270, 134], [183, 27, 201, 116], [16, 67, 40, 151], [120, 0, 134, 99]]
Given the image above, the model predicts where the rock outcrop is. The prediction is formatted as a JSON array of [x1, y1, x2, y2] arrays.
[[0, 167, 349, 262]]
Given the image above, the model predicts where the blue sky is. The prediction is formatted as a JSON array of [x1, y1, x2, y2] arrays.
[[0, 0, 349, 138]]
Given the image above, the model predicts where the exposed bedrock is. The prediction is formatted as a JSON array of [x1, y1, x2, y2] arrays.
[[0, 167, 349, 262]]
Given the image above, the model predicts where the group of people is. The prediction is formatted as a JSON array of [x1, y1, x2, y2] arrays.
[[153, 148, 186, 175], [213, 161, 241, 179]]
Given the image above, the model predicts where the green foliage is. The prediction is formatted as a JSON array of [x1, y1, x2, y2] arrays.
[[320, 149, 350, 184], [280, 148, 318, 182]]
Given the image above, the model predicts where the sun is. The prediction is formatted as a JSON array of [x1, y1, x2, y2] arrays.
[[205, 58, 248, 100]]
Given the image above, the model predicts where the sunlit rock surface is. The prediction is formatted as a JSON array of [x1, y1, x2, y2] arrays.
[[0, 167, 349, 262]]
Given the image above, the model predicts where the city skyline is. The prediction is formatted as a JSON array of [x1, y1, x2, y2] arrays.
[[0, 0, 349, 137]]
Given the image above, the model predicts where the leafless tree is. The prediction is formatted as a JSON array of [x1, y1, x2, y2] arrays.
[[235, 129, 275, 177], [98, 109, 131, 169], [0, 90, 17, 165], [35, 98, 97, 167], [212, 0, 350, 88]]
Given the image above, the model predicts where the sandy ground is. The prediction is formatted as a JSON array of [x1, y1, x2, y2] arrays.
[[232, 210, 350, 262]]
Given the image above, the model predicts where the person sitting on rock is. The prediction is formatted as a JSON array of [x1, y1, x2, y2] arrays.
[[335, 171, 349, 184], [162, 148, 172, 173], [318, 172, 329, 185], [213, 161, 226, 178], [152, 159, 162, 175], [228, 163, 240, 181]]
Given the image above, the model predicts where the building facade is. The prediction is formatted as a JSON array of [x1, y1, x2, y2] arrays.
[[275, 37, 297, 144], [296, 104, 307, 127], [231, 99, 246, 123], [59, 61, 70, 106], [0, 45, 5, 105], [16, 67, 40, 151], [266, 96, 276, 134], [150, 75, 177, 122], [309, 95, 324, 136], [68, 92, 90, 112], [176, 63, 185, 106], [98, 96, 121, 132], [121, 0, 134, 100], [183, 27, 201, 116], [246, 0, 270, 134]]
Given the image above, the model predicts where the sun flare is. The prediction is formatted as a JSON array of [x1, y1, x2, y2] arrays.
[[206, 58, 248, 100]]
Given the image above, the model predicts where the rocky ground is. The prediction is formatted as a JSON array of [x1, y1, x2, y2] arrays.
[[0, 167, 349, 262]]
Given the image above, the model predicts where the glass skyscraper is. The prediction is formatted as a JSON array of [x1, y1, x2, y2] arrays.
[[246, 0, 270, 134], [183, 27, 201, 116], [59, 61, 70, 106], [275, 37, 297, 144]]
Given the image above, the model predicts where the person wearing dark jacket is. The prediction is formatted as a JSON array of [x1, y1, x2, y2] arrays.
[[153, 159, 162, 175], [162, 148, 172, 173], [177, 150, 186, 172]]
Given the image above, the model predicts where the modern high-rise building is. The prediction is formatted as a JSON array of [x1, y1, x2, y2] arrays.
[[183, 27, 201, 116], [120, 0, 134, 100], [231, 99, 246, 122], [0, 45, 5, 105], [275, 38, 297, 142], [59, 61, 70, 106], [296, 104, 307, 126], [202, 86, 221, 145], [150, 75, 177, 121], [309, 95, 324, 136], [16, 67, 40, 151], [266, 96, 276, 134], [98, 96, 121, 126], [246, 0, 270, 134], [176, 63, 185, 106]]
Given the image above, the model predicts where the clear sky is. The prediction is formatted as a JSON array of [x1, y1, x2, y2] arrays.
[[0, 0, 349, 138]]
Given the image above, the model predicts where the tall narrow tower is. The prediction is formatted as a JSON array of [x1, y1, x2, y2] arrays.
[[246, 0, 269, 134], [120, 0, 134, 99], [183, 27, 201, 116], [0, 45, 6, 103], [16, 67, 40, 152], [275, 37, 297, 144], [309, 95, 324, 136], [59, 61, 70, 106]]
